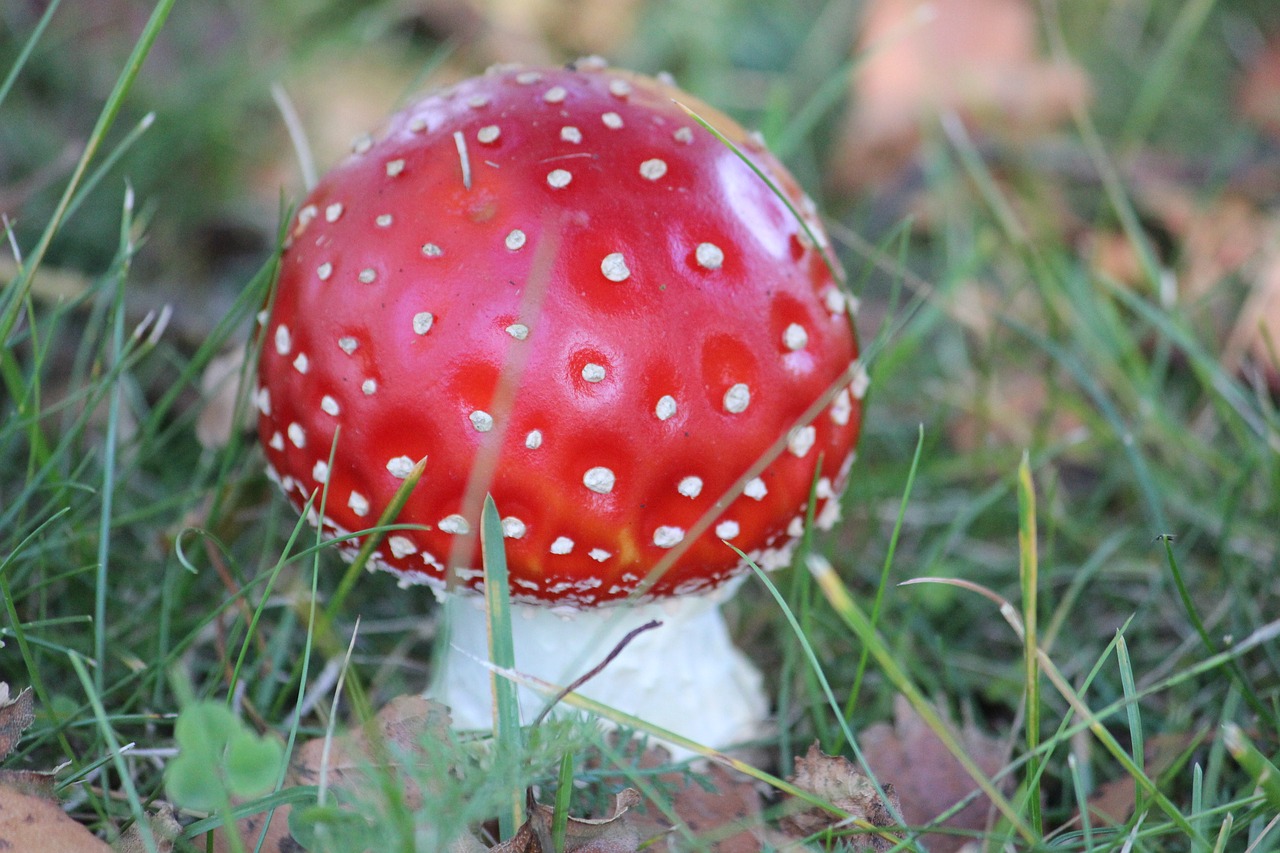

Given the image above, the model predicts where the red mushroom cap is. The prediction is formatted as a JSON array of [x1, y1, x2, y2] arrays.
[[257, 63, 864, 606]]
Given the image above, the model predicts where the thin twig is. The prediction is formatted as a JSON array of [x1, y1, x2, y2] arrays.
[[532, 619, 662, 727]]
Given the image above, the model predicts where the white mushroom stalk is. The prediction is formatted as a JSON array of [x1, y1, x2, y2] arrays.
[[433, 579, 768, 752]]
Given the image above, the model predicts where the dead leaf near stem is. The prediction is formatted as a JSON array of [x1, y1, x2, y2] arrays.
[[0, 684, 35, 762], [597, 743, 766, 851], [0, 785, 113, 852], [491, 788, 643, 853], [857, 696, 1013, 853], [781, 742, 904, 851]]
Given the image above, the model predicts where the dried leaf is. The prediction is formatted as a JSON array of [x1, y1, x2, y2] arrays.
[[0, 767, 60, 799], [0, 684, 35, 762], [492, 788, 643, 853], [113, 802, 180, 853], [600, 744, 766, 851], [288, 694, 451, 806], [781, 743, 903, 851], [831, 0, 1091, 190], [0, 784, 111, 852], [857, 696, 1011, 853]]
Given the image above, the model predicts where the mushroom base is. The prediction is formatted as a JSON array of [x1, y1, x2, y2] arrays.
[[429, 583, 769, 754]]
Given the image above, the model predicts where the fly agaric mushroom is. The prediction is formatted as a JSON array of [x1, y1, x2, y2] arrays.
[[257, 60, 865, 749]]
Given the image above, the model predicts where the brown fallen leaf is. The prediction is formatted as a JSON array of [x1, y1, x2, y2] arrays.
[[857, 695, 1012, 853], [0, 684, 35, 761], [112, 802, 181, 853], [491, 788, 643, 853], [0, 784, 111, 852], [780, 742, 903, 852], [596, 743, 766, 851], [1137, 184, 1267, 303], [0, 684, 58, 798], [831, 0, 1091, 191]]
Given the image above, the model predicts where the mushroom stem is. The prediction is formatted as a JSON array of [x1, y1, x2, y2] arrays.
[[430, 581, 768, 754]]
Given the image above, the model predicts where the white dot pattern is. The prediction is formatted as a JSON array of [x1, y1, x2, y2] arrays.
[[678, 476, 703, 498], [601, 253, 629, 281], [696, 242, 724, 269], [851, 362, 870, 399], [653, 526, 685, 548], [389, 535, 417, 558], [583, 466, 616, 494], [639, 159, 667, 181], [788, 425, 816, 458], [784, 323, 808, 350], [386, 456, 414, 479], [439, 514, 471, 534], [723, 383, 750, 413]]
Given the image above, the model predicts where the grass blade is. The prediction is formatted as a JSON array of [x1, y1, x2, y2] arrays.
[[1016, 452, 1043, 834], [1223, 724, 1280, 811], [0, 0, 177, 346], [480, 493, 524, 838]]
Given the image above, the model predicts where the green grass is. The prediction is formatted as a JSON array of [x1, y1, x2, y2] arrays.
[[3, 0, 1280, 850]]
